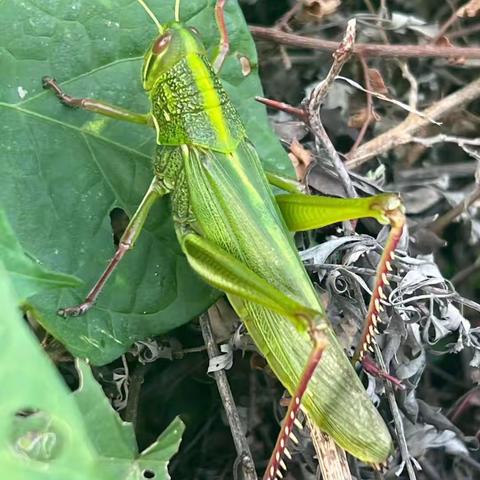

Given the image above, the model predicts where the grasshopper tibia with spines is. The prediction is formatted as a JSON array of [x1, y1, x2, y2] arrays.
[[354, 197, 406, 362], [264, 328, 327, 480]]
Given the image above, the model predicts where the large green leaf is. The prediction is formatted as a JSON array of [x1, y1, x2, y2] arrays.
[[0, 209, 82, 301], [0, 263, 184, 479], [0, 0, 292, 364]]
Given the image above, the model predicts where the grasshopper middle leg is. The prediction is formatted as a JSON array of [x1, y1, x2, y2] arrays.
[[58, 178, 165, 317]]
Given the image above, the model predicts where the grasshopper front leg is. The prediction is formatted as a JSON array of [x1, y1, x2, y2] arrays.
[[42, 77, 152, 126], [212, 0, 229, 73]]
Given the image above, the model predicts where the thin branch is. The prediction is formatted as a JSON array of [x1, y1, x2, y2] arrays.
[[431, 0, 472, 44], [274, 0, 302, 30], [255, 96, 306, 119], [432, 11, 461, 44], [124, 363, 147, 428], [449, 22, 480, 39], [451, 257, 480, 286], [399, 61, 419, 111], [349, 55, 374, 154], [361, 1, 419, 117], [250, 25, 480, 59], [417, 458, 442, 480], [459, 454, 480, 473], [429, 185, 480, 236], [273, 0, 302, 69], [395, 161, 477, 182], [200, 308, 257, 480], [307, 19, 358, 201], [307, 418, 353, 480], [308, 19, 357, 109], [346, 77, 480, 168], [374, 344, 417, 480], [410, 134, 480, 148]]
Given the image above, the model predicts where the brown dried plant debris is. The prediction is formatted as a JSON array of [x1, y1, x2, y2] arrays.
[[348, 106, 381, 129], [367, 68, 389, 96], [457, 0, 480, 18], [289, 139, 314, 182], [299, 0, 341, 22], [434, 36, 466, 65]]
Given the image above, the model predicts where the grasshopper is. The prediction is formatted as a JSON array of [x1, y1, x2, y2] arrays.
[[43, 0, 405, 477]]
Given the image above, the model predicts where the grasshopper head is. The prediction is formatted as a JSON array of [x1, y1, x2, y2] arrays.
[[142, 23, 206, 91]]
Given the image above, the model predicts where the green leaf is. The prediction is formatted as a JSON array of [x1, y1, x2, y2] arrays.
[[0, 209, 82, 301], [74, 360, 185, 479], [0, 0, 292, 364], [74, 360, 138, 459], [0, 263, 184, 479]]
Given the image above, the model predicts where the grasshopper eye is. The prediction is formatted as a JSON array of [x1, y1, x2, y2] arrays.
[[152, 33, 171, 55]]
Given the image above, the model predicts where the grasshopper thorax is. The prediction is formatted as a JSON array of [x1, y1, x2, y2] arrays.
[[142, 23, 206, 91]]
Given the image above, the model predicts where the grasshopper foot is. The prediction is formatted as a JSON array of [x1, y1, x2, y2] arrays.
[[42, 75, 55, 89], [57, 302, 93, 318], [42, 76, 80, 108]]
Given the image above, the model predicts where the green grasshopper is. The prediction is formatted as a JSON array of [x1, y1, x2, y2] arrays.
[[43, 0, 405, 477]]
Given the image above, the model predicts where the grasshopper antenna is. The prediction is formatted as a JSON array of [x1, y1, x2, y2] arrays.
[[137, 0, 163, 33], [175, 0, 181, 22]]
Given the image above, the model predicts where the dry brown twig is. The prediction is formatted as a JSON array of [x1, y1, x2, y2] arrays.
[[349, 55, 374, 154], [432, 0, 480, 44], [374, 343, 418, 480], [306, 18, 358, 200], [307, 417, 353, 480], [250, 25, 480, 59], [253, 10, 480, 167], [360, 0, 420, 156], [429, 186, 480, 236], [410, 134, 480, 150], [200, 308, 257, 480], [361, 0, 420, 112], [273, 1, 304, 70], [307, 18, 357, 106], [338, 76, 441, 125], [256, 20, 359, 200], [274, 0, 302, 30], [346, 77, 480, 168]]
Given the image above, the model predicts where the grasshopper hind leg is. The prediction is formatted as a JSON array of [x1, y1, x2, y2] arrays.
[[263, 328, 327, 480], [275, 192, 406, 361]]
